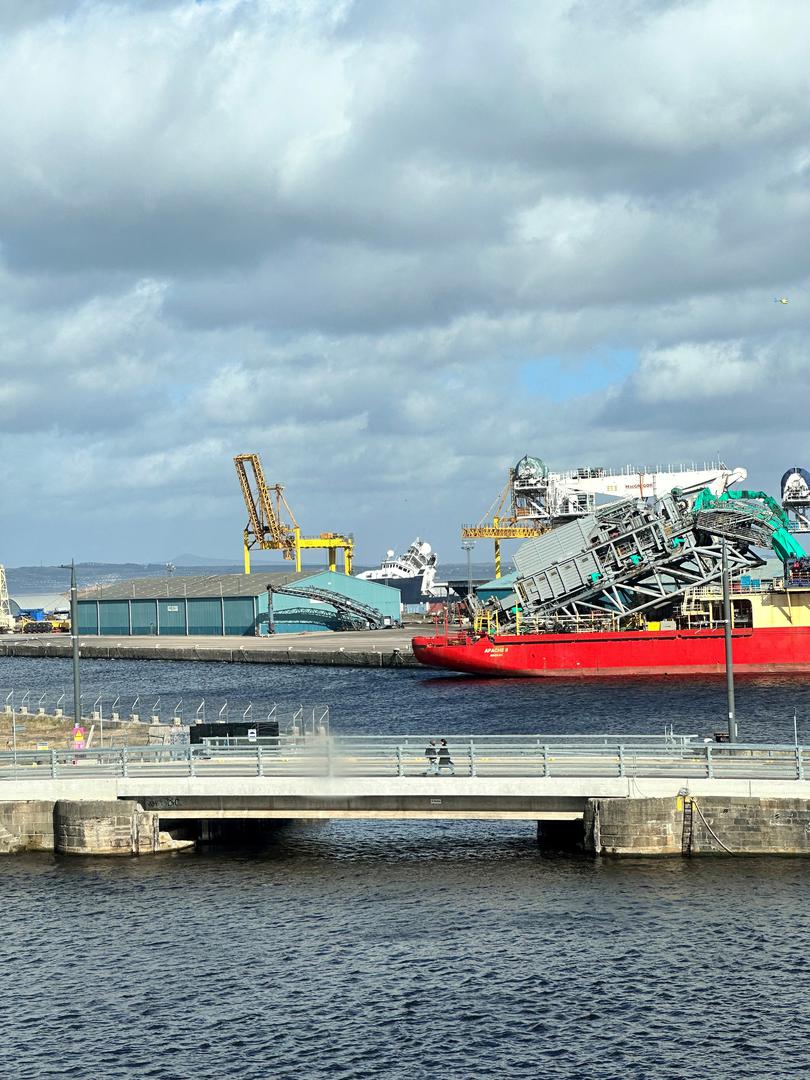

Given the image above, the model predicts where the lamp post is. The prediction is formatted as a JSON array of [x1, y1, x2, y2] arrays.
[[60, 561, 81, 725], [721, 540, 737, 742], [461, 540, 475, 597]]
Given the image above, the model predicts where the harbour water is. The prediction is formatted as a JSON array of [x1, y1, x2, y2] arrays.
[[1, 657, 809, 1078]]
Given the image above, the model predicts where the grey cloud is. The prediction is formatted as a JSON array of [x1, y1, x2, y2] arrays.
[[1, 0, 810, 564]]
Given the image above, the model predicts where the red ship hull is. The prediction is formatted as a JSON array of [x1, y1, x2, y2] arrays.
[[411, 627, 810, 677]]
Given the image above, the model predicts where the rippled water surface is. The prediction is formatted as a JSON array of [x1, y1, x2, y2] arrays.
[[2, 655, 810, 1078], [2, 654, 810, 741]]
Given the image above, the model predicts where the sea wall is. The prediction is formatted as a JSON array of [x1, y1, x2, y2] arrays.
[[584, 795, 810, 856], [0, 801, 55, 853], [0, 637, 418, 667]]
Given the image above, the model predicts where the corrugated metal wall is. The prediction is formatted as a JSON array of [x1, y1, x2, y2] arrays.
[[158, 599, 186, 634], [77, 596, 258, 637], [224, 597, 256, 635], [99, 600, 129, 635], [130, 600, 157, 635], [78, 603, 98, 634], [187, 599, 223, 635]]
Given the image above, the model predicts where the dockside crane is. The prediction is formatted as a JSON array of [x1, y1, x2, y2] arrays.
[[461, 475, 548, 579], [234, 453, 354, 575]]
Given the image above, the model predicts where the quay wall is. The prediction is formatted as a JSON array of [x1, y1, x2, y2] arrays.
[[0, 801, 55, 853], [584, 795, 810, 856], [0, 799, 162, 855], [0, 634, 418, 668]]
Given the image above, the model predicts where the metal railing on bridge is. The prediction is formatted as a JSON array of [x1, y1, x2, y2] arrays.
[[0, 735, 809, 783]]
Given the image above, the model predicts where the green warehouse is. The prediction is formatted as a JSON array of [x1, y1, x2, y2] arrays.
[[77, 571, 401, 637]]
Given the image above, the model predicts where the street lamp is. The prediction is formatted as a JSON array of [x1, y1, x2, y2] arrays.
[[461, 540, 475, 597], [60, 561, 81, 725], [721, 539, 737, 742]]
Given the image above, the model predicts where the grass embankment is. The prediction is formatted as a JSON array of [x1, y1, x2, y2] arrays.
[[2, 713, 151, 751]]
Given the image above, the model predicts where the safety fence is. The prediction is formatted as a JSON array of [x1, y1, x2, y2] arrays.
[[0, 736, 808, 782], [0, 689, 329, 733]]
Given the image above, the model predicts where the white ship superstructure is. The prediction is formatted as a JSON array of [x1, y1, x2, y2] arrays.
[[357, 539, 440, 602], [511, 457, 748, 523]]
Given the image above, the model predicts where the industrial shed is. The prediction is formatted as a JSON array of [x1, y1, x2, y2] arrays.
[[77, 570, 400, 637]]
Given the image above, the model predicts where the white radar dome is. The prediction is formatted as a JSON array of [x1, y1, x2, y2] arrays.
[[419, 542, 432, 555], [386, 549, 395, 559]]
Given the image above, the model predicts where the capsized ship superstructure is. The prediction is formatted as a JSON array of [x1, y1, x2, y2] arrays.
[[414, 484, 810, 677], [357, 538, 441, 604]]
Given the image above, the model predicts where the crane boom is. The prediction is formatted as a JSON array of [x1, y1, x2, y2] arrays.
[[234, 453, 354, 575], [234, 453, 299, 568]]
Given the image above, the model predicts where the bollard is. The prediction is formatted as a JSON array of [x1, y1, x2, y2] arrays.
[[130, 713, 139, 723], [111, 711, 119, 721], [55, 708, 63, 718]]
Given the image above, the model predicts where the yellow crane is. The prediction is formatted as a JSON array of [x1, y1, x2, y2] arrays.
[[234, 453, 354, 575], [461, 477, 548, 578]]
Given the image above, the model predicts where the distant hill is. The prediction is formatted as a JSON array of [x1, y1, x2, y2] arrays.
[[170, 553, 237, 566]]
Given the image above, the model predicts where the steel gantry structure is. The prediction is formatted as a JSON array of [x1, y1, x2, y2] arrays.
[[234, 453, 354, 575], [487, 487, 806, 633], [461, 478, 548, 579], [462, 456, 747, 579]]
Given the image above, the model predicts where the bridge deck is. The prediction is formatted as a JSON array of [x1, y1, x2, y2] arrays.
[[2, 736, 810, 820]]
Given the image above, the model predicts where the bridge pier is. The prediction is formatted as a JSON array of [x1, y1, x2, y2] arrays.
[[53, 800, 189, 856]]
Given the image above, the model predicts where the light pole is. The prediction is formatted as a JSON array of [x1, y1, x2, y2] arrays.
[[60, 561, 81, 725], [461, 540, 475, 597], [721, 540, 737, 742]]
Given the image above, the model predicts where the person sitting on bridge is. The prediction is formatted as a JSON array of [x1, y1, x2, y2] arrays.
[[437, 739, 455, 776], [423, 740, 438, 775]]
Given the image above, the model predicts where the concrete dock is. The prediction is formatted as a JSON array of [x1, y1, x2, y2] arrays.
[[0, 629, 420, 668]]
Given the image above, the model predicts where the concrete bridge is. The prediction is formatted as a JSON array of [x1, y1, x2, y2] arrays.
[[2, 735, 810, 857]]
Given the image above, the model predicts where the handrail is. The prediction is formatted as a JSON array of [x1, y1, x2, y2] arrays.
[[0, 738, 809, 782]]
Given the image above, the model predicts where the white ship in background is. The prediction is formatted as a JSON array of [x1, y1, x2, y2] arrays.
[[357, 539, 441, 603]]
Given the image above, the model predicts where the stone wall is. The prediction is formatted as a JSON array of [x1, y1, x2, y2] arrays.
[[54, 800, 160, 855], [584, 795, 810, 856], [0, 801, 55, 853]]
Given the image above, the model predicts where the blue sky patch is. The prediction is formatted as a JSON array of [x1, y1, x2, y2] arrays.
[[519, 348, 638, 402]]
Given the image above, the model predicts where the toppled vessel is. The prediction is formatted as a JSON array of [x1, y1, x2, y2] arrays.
[[413, 487, 810, 676], [357, 538, 440, 604]]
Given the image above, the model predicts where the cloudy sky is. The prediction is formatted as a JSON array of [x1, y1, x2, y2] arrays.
[[2, 0, 809, 568]]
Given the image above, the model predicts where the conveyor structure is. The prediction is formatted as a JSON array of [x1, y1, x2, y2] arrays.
[[491, 488, 805, 632], [268, 584, 392, 631]]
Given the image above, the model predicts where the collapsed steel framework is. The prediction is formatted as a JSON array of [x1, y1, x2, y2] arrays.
[[268, 585, 392, 631], [490, 489, 805, 632]]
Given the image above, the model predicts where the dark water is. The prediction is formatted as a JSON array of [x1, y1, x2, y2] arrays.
[[2, 654, 810, 743], [2, 655, 810, 1079]]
